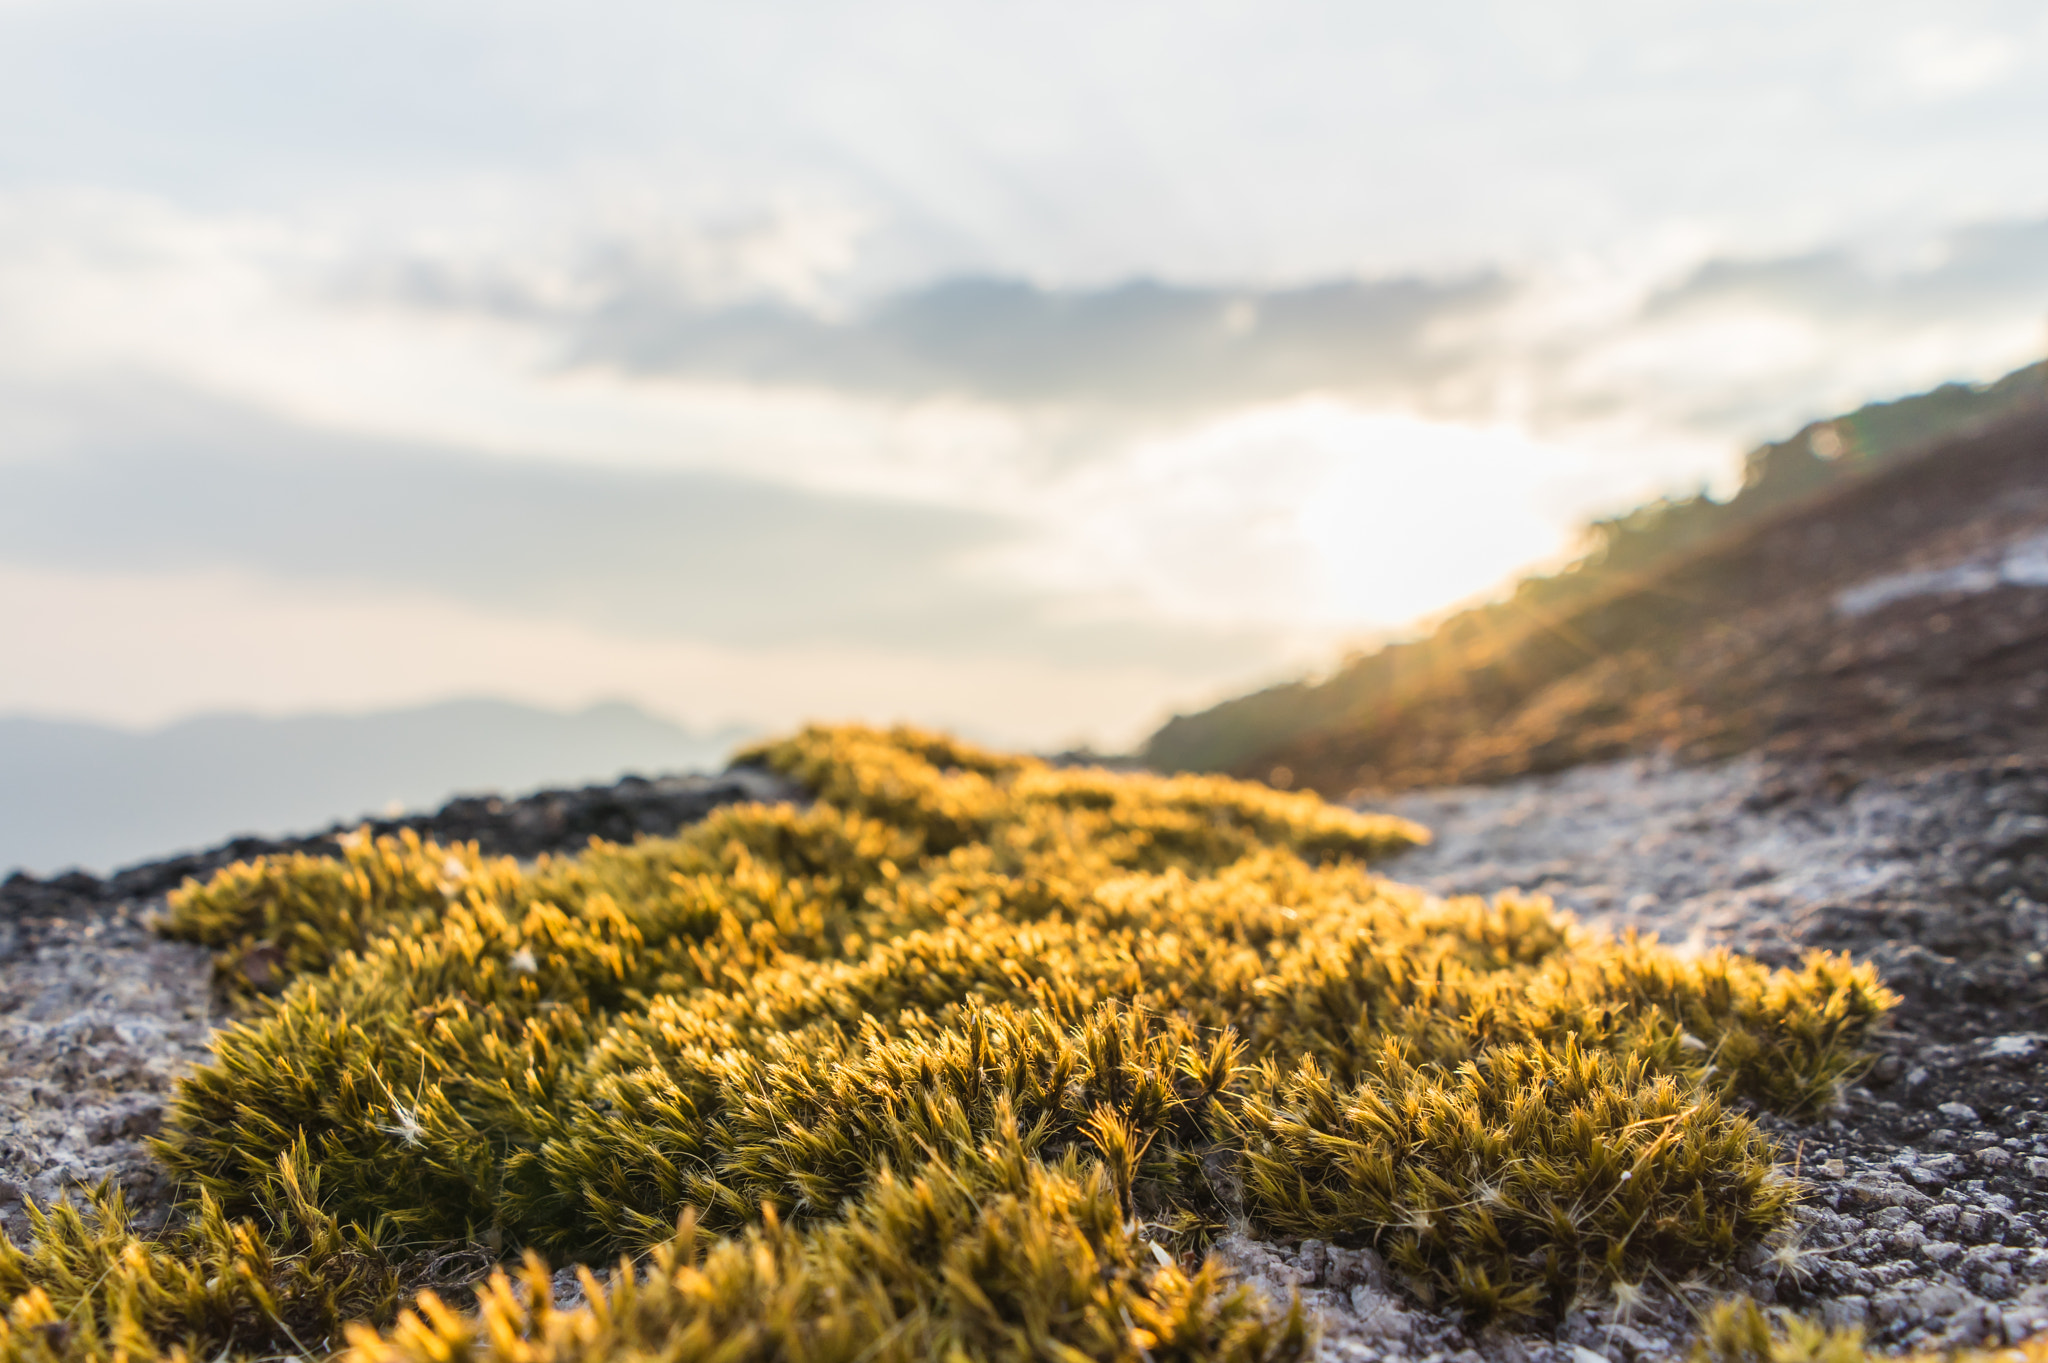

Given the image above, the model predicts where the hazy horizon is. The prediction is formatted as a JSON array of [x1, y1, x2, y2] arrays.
[[0, 696, 756, 875], [5, 2, 2048, 751]]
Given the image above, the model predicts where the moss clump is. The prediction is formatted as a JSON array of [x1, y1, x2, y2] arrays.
[[348, 1119, 1307, 1363], [4, 725, 1895, 1362], [160, 829, 528, 998], [1236, 1040, 1791, 1320], [0, 1151, 481, 1363]]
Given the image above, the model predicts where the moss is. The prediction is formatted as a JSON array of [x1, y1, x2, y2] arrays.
[[4, 725, 1897, 1362], [1235, 1039, 1793, 1319], [0, 1150, 484, 1363], [348, 1118, 1309, 1363]]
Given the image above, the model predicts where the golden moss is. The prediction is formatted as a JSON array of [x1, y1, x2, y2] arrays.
[[347, 1118, 1309, 1363], [1236, 1039, 1793, 1319], [4, 725, 1897, 1362], [0, 1150, 471, 1363]]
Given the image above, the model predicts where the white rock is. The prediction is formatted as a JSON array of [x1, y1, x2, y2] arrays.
[[1605, 1324, 1669, 1356], [1917, 1283, 1968, 1317], [1821, 1297, 1869, 1332]]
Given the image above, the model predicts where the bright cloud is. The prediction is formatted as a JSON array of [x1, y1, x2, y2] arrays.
[[1897, 28, 2021, 99], [3, 1, 2048, 746], [972, 403, 1589, 635]]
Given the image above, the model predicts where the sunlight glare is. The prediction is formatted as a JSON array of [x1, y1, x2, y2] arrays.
[[990, 400, 1589, 642]]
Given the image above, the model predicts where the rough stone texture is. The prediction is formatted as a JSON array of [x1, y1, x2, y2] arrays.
[[0, 905, 213, 1244], [1212, 1234, 1447, 1361], [1386, 752, 2048, 998]]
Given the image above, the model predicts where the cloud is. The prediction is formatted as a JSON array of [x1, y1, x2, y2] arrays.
[[1549, 216, 2048, 441], [354, 213, 2048, 452], [1645, 218, 2048, 329], [361, 261, 1510, 414], [970, 401, 1590, 634], [0, 377, 1282, 673], [1896, 27, 2021, 99], [7, 187, 2048, 749]]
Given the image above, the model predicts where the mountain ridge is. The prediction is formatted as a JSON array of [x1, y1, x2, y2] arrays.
[[1142, 359, 2048, 790], [0, 697, 753, 876]]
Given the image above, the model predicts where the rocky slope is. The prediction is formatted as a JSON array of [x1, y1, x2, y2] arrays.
[[1144, 368, 2048, 799]]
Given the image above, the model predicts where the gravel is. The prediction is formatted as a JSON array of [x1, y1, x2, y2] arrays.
[[1384, 752, 2048, 999]]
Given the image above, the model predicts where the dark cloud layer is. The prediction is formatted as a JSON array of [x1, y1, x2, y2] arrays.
[[574, 273, 1510, 409], [1647, 218, 2048, 328], [368, 258, 1509, 412], [365, 213, 2048, 433]]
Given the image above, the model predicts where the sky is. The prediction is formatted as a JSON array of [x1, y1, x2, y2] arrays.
[[4, 0, 2048, 751]]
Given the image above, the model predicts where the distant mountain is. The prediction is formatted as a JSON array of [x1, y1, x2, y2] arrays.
[[1142, 360, 2048, 790], [0, 699, 755, 875]]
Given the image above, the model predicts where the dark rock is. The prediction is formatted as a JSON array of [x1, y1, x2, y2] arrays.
[[2, 765, 804, 926]]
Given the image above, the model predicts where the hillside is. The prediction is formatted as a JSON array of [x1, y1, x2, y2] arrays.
[[1143, 361, 2048, 795]]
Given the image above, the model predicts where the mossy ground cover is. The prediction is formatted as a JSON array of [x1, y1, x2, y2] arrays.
[[1, 726, 1899, 1363]]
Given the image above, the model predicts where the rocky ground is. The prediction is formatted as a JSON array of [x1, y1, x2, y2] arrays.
[[1186, 407, 2048, 802], [7, 751, 2048, 1359]]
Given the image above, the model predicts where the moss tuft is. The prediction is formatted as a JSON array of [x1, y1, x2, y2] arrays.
[[1235, 1039, 1793, 1321], [348, 1118, 1309, 1363]]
